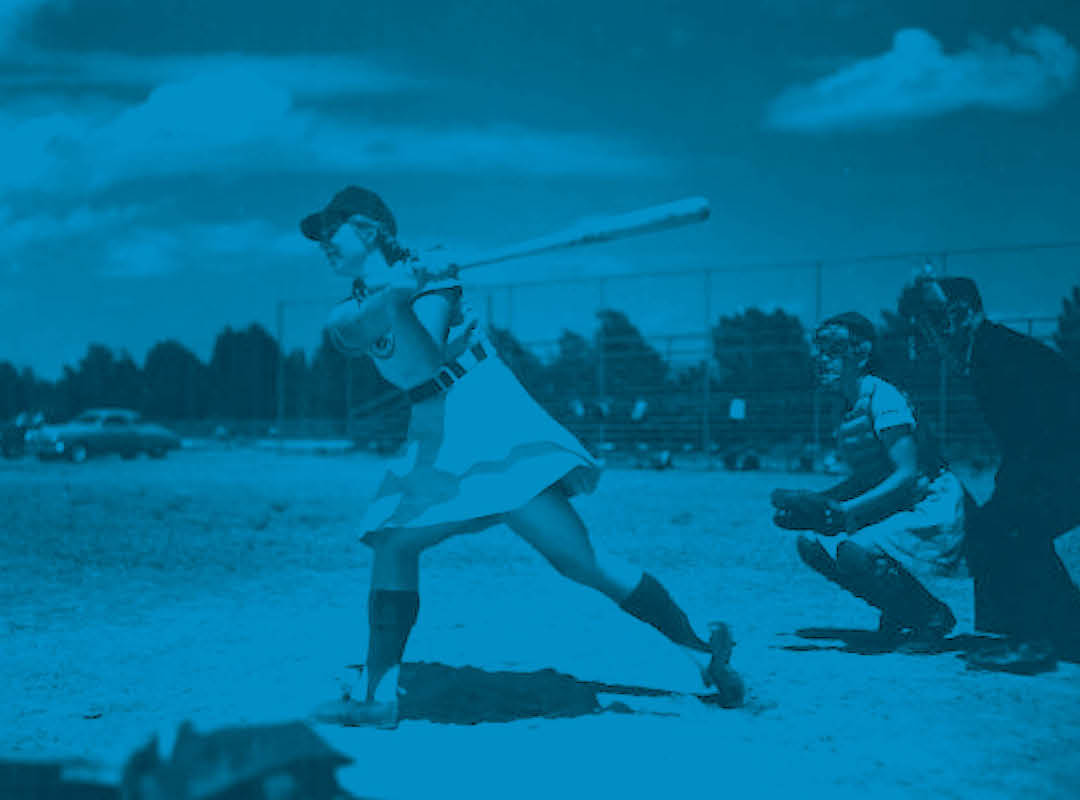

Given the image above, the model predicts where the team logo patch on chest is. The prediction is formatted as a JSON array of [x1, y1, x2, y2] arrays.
[[370, 333, 396, 359]]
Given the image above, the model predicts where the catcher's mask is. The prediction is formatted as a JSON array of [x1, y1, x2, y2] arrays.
[[899, 276, 982, 371], [813, 312, 875, 386]]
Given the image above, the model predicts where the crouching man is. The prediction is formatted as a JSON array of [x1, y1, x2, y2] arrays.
[[772, 312, 965, 650], [902, 275, 1080, 671]]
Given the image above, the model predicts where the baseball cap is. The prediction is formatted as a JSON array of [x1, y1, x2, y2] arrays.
[[299, 186, 397, 243], [817, 311, 876, 345]]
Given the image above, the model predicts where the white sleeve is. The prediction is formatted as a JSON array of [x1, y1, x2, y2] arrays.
[[869, 380, 916, 435], [411, 275, 463, 302]]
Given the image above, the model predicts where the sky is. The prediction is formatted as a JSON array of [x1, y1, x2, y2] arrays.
[[1, 0, 1078, 377]]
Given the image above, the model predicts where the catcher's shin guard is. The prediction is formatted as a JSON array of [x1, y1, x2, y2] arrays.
[[834, 541, 955, 637], [796, 534, 844, 583], [619, 572, 710, 652]]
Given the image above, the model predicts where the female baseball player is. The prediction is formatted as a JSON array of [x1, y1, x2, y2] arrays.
[[300, 186, 744, 726], [771, 312, 964, 649]]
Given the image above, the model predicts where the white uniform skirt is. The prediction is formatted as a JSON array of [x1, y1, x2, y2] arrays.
[[359, 355, 601, 540]]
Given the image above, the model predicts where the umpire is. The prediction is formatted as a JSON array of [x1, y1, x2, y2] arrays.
[[904, 275, 1080, 667]]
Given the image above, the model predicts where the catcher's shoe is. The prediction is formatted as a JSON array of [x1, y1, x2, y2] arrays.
[[700, 622, 745, 708], [310, 696, 399, 730], [885, 605, 957, 654], [876, 613, 906, 640]]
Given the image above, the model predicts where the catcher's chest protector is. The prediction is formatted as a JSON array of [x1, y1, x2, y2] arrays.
[[836, 377, 912, 474]]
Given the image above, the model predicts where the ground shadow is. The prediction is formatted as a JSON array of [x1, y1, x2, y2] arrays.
[[396, 661, 715, 725], [784, 627, 1002, 656], [0, 760, 118, 800], [782, 627, 1080, 668]]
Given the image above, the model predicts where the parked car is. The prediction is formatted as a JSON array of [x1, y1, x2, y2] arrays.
[[2, 411, 44, 458], [32, 408, 182, 463]]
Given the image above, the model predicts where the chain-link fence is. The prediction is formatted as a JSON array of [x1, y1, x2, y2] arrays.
[[276, 240, 1079, 467]]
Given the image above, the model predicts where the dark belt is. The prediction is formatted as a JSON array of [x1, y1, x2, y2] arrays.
[[406, 342, 490, 404]]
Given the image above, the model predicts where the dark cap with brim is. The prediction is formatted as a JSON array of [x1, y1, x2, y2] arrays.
[[818, 311, 877, 345], [300, 186, 397, 243]]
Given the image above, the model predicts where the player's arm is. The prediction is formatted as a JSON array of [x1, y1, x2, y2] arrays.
[[326, 287, 415, 355], [409, 287, 457, 360], [821, 474, 875, 503], [834, 425, 920, 533]]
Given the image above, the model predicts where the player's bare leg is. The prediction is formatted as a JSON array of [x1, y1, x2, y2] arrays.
[[505, 486, 745, 706], [312, 523, 460, 728]]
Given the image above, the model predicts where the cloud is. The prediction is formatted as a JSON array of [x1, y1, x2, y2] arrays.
[[0, 203, 138, 251], [101, 220, 312, 277], [0, 56, 659, 200], [0, 0, 51, 46], [0, 51, 423, 97], [765, 26, 1078, 132], [101, 228, 184, 277], [0, 51, 661, 282]]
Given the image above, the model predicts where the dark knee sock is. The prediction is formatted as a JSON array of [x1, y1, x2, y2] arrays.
[[619, 573, 709, 653], [366, 590, 420, 699]]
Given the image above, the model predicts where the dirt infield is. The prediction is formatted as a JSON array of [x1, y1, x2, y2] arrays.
[[1, 450, 1078, 799]]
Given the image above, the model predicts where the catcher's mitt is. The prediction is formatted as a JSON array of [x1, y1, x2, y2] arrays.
[[770, 489, 847, 535]]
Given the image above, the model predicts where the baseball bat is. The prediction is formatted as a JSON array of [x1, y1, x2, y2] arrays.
[[450, 196, 711, 271]]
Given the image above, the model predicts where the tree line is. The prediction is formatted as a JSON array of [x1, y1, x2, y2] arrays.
[[2, 285, 1078, 450]]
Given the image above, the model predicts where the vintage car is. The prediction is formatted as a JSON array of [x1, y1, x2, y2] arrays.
[[32, 408, 182, 463], [2, 411, 44, 458]]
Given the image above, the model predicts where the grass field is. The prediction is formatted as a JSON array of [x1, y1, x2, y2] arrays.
[[1, 449, 1078, 799]]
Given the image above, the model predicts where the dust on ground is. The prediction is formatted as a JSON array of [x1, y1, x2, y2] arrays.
[[1, 450, 1077, 799]]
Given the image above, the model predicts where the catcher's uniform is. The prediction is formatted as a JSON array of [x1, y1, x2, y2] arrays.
[[332, 275, 600, 540], [828, 375, 965, 574]]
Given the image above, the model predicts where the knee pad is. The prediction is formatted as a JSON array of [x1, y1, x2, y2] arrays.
[[836, 540, 901, 583], [835, 540, 873, 575]]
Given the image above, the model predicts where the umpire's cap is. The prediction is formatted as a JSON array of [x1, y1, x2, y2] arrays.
[[300, 186, 397, 243], [898, 275, 984, 323]]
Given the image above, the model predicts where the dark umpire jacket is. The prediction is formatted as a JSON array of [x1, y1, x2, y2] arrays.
[[964, 320, 1080, 648], [968, 320, 1080, 540]]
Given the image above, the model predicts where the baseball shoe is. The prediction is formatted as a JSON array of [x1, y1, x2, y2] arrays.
[[876, 604, 956, 654], [310, 696, 399, 730], [964, 639, 1058, 675], [700, 622, 745, 708]]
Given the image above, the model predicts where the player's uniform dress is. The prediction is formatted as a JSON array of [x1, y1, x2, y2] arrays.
[[828, 375, 965, 573], [332, 276, 601, 541]]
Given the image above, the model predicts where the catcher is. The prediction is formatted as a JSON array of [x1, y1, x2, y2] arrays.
[[901, 276, 1080, 670], [299, 186, 744, 727], [771, 312, 965, 649]]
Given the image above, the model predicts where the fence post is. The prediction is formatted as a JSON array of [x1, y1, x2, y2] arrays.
[[938, 251, 949, 451], [703, 269, 712, 467], [812, 260, 823, 465], [275, 300, 285, 440], [596, 279, 607, 449], [344, 357, 354, 440]]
